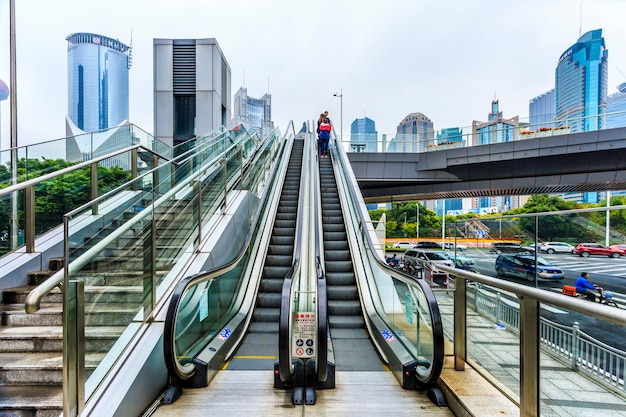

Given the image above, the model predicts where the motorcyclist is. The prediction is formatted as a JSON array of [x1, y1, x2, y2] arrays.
[[575, 272, 602, 302]]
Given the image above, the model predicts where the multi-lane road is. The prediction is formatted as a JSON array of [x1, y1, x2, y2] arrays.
[[458, 249, 626, 351]]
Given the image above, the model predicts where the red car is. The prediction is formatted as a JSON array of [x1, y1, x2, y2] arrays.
[[574, 243, 626, 258]]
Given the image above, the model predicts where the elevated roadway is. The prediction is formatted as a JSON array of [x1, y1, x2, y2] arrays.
[[347, 127, 626, 203]]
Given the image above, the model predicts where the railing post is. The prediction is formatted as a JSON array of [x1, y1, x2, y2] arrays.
[[142, 216, 156, 320], [153, 155, 160, 195], [519, 294, 540, 417], [222, 158, 228, 208], [63, 279, 85, 417], [131, 147, 138, 191], [90, 161, 98, 215], [24, 185, 34, 253], [193, 180, 202, 246], [572, 322, 580, 371], [454, 277, 467, 371], [496, 292, 501, 323]]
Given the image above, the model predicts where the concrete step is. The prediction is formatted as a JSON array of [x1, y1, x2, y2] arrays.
[[0, 326, 126, 353], [2, 285, 144, 305], [0, 352, 103, 385], [0, 302, 140, 327], [0, 385, 62, 417]]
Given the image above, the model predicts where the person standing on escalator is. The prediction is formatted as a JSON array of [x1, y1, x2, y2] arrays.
[[318, 117, 332, 157]]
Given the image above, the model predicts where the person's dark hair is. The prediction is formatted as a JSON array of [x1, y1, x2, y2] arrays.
[[581, 272, 588, 278]]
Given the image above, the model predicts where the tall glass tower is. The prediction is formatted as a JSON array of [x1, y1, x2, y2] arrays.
[[67, 33, 131, 133], [233, 87, 273, 137], [607, 82, 626, 128], [555, 29, 608, 133], [529, 89, 555, 130], [350, 117, 377, 152], [396, 113, 434, 152]]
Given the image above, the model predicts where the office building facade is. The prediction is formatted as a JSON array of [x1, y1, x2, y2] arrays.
[[555, 29, 608, 133], [396, 113, 434, 153], [233, 87, 273, 137], [607, 82, 626, 128], [66, 32, 131, 134], [350, 117, 377, 153], [154, 38, 232, 148], [529, 89, 555, 130], [472, 100, 518, 146]]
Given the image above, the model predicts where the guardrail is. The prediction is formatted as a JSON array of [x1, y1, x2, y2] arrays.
[[468, 285, 625, 393]]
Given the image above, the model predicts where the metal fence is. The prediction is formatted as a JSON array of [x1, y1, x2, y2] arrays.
[[470, 285, 626, 393]]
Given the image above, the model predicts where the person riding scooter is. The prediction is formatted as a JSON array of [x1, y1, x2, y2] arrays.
[[575, 272, 602, 302]]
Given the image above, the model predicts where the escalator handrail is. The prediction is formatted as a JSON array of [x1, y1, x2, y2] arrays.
[[278, 136, 308, 383], [163, 125, 293, 381], [312, 135, 328, 383], [328, 135, 445, 386]]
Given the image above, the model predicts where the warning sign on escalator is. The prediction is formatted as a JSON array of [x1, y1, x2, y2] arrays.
[[293, 312, 316, 358]]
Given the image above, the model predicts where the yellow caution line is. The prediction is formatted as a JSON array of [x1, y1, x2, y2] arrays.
[[222, 355, 276, 370]]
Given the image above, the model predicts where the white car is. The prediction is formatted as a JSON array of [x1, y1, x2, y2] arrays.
[[392, 241, 415, 249], [443, 242, 467, 251], [539, 242, 575, 254], [404, 249, 455, 272]]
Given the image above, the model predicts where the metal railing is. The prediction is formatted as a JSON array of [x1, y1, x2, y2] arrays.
[[469, 285, 626, 393]]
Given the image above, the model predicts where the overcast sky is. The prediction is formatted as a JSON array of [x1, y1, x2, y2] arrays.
[[1, 0, 626, 148]]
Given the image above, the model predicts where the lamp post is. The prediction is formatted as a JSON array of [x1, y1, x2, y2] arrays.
[[333, 89, 343, 143], [9, 0, 18, 250]]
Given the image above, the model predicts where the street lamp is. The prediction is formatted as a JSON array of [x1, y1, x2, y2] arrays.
[[333, 89, 343, 143]]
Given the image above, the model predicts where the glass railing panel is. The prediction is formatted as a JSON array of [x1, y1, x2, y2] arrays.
[[0, 190, 24, 255], [200, 163, 226, 223]]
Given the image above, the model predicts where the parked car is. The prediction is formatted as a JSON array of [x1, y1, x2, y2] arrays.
[[404, 249, 454, 272], [392, 241, 415, 249], [489, 242, 531, 254], [495, 253, 564, 281], [414, 241, 443, 249], [443, 242, 467, 251], [574, 243, 626, 258], [539, 242, 575, 254]]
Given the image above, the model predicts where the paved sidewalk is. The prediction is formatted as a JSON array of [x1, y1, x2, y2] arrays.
[[434, 290, 626, 417]]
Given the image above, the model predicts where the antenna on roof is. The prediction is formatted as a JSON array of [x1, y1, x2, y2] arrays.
[[128, 24, 133, 69], [579, 2, 582, 37]]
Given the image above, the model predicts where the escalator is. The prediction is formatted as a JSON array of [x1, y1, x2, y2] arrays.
[[227, 139, 304, 370], [318, 157, 385, 371]]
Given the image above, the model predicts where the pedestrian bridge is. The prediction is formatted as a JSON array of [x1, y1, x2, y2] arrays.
[[347, 127, 626, 203]]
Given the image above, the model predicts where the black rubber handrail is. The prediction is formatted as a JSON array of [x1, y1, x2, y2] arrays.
[[329, 134, 445, 386], [278, 138, 308, 383], [163, 125, 291, 382]]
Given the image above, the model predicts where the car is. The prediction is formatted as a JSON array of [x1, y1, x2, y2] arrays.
[[540, 242, 575, 254], [495, 253, 564, 281], [414, 241, 443, 249], [443, 242, 467, 251], [392, 241, 415, 249], [404, 249, 454, 272], [609, 244, 626, 252], [574, 243, 626, 258], [489, 242, 531, 254]]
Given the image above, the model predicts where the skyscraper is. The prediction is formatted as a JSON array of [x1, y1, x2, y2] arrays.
[[607, 82, 626, 128], [350, 117, 377, 153], [472, 100, 518, 146], [66, 33, 131, 134], [395, 113, 434, 152], [555, 29, 608, 133], [154, 38, 232, 148], [233, 87, 273, 137], [529, 89, 555, 130]]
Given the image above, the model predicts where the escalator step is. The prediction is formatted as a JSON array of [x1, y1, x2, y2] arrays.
[[264, 254, 293, 267], [259, 278, 285, 293], [327, 287, 359, 301], [256, 293, 282, 308], [253, 307, 280, 322], [323, 241, 349, 251], [324, 250, 351, 262], [324, 261, 353, 273], [325, 272, 356, 286], [329, 315, 365, 329], [328, 300, 362, 315]]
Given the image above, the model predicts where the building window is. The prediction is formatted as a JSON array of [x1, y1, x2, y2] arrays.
[[174, 95, 195, 142]]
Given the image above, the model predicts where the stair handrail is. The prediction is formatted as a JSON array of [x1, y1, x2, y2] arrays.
[[25, 127, 260, 314]]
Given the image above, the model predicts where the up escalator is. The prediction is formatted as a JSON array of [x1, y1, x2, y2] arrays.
[[228, 139, 304, 370], [318, 156, 385, 371]]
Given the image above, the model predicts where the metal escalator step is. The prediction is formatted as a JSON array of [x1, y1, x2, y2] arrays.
[[264, 254, 293, 267], [270, 236, 294, 246], [272, 227, 296, 236], [322, 224, 345, 233], [247, 321, 279, 333], [323, 241, 349, 251], [259, 278, 285, 293], [325, 272, 356, 286], [327, 286, 359, 301], [253, 307, 280, 322], [324, 250, 351, 262], [266, 245, 294, 256], [323, 231, 347, 241], [255, 293, 282, 308], [324, 261, 353, 273], [328, 315, 365, 329], [262, 266, 291, 278], [328, 300, 362, 315]]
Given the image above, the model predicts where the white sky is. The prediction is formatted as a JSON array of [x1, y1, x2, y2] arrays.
[[1, 0, 626, 148]]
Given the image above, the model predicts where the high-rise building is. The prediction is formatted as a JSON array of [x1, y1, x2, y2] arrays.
[[607, 82, 626, 128], [472, 100, 518, 146], [233, 87, 273, 137], [555, 29, 608, 133], [529, 89, 555, 130], [154, 38, 232, 148], [350, 117, 377, 153], [66, 33, 131, 135], [396, 113, 434, 153]]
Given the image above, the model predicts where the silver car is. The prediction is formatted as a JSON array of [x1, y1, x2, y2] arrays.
[[539, 242, 575, 254], [404, 249, 455, 272]]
